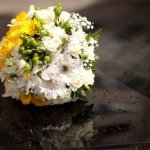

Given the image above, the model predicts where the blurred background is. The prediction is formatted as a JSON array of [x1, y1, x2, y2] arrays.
[[1, 0, 150, 149], [0, 0, 104, 14]]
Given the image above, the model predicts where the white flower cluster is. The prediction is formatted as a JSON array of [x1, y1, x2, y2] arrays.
[[0, 4, 99, 105]]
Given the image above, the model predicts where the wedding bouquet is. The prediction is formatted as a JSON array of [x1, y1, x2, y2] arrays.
[[0, 3, 100, 106]]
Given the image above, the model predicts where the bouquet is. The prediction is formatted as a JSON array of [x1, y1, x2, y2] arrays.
[[0, 3, 100, 106]]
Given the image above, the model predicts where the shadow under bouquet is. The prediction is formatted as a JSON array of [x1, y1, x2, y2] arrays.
[[0, 3, 100, 106]]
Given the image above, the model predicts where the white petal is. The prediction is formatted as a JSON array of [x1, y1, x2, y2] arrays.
[[59, 11, 71, 23], [41, 71, 50, 80], [35, 7, 55, 23], [27, 5, 35, 18], [26, 79, 32, 94], [42, 36, 62, 52]]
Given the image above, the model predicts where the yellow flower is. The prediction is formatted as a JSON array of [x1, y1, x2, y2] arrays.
[[23, 71, 31, 80], [0, 38, 14, 69], [20, 90, 47, 106], [0, 61, 5, 70], [13, 11, 28, 23], [31, 95, 47, 106], [0, 12, 35, 70], [20, 91, 32, 105]]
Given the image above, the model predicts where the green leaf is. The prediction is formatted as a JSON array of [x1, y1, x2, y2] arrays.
[[6, 60, 14, 67], [86, 29, 102, 41], [86, 34, 91, 42], [91, 29, 101, 40], [83, 85, 91, 92], [59, 21, 71, 34]]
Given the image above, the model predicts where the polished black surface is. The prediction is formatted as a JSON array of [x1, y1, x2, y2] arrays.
[[1, 71, 150, 150], [1, 1, 150, 150]]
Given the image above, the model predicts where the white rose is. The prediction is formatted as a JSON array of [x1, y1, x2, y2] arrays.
[[43, 25, 68, 39], [72, 28, 86, 41], [59, 11, 70, 23], [42, 36, 62, 52], [70, 75, 83, 92], [81, 69, 95, 86], [35, 7, 55, 23], [57, 88, 71, 101]]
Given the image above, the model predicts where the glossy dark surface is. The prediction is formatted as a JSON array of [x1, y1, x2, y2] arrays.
[[1, 72, 150, 150], [1, 1, 150, 150]]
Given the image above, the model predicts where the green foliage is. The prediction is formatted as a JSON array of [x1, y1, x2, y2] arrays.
[[59, 21, 71, 34], [71, 85, 92, 101], [22, 63, 31, 71], [54, 3, 63, 16], [86, 29, 101, 41], [32, 14, 49, 36], [44, 55, 52, 63], [6, 60, 14, 67], [91, 29, 101, 40], [19, 33, 49, 66]]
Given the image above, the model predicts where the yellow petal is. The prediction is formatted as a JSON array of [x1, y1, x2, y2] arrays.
[[20, 91, 32, 105], [0, 60, 5, 70], [23, 72, 31, 80], [31, 95, 47, 106], [13, 12, 28, 23]]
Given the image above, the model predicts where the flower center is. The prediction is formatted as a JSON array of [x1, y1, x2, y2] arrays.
[[61, 64, 71, 73]]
